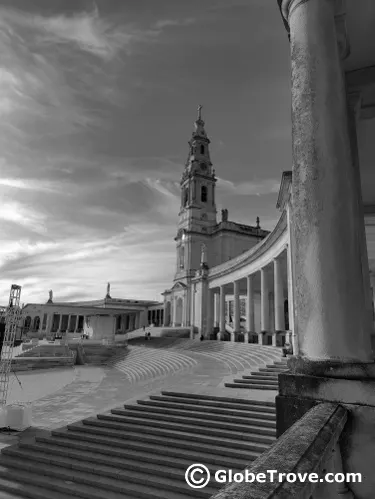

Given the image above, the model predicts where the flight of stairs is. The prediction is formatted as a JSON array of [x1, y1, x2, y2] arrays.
[[225, 358, 289, 390], [0, 392, 276, 499]]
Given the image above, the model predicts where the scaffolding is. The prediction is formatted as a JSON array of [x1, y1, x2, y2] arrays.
[[0, 284, 22, 406]]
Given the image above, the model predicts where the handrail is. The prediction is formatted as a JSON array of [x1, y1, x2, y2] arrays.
[[210, 403, 349, 499], [208, 210, 287, 279]]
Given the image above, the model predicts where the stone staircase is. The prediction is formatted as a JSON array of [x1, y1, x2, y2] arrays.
[[225, 358, 289, 390], [0, 392, 276, 499]]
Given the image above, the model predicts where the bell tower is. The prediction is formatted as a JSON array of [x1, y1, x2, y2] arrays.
[[178, 105, 217, 232], [174, 106, 217, 280]]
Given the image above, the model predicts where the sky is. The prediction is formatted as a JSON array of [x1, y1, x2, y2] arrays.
[[0, 0, 292, 304]]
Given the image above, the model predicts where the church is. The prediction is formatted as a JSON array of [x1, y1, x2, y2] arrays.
[[162, 107, 271, 332]]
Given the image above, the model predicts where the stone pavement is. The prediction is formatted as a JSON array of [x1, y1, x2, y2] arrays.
[[0, 340, 279, 450]]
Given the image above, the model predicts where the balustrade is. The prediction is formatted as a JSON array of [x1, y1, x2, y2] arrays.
[[211, 403, 351, 499]]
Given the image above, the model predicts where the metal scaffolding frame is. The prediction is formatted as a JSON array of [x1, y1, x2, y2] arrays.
[[0, 284, 22, 406]]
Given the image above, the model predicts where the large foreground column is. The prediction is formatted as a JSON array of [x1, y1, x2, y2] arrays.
[[286, 0, 372, 363]]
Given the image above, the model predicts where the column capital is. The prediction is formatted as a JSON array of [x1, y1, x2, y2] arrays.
[[280, 0, 350, 59]]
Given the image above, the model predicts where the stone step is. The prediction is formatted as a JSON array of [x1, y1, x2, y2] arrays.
[[66, 421, 270, 454], [249, 371, 280, 377], [243, 375, 278, 381], [260, 367, 288, 372], [19, 440, 245, 473], [233, 379, 278, 386], [149, 395, 276, 413], [1, 447, 220, 494], [0, 476, 87, 499], [81, 416, 276, 442], [0, 458, 202, 499], [110, 407, 276, 430], [126, 402, 276, 425], [225, 383, 278, 390], [137, 398, 276, 416], [161, 391, 276, 407], [45, 429, 263, 464]]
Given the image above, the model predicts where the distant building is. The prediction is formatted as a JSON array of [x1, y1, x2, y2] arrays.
[[21, 286, 164, 342]]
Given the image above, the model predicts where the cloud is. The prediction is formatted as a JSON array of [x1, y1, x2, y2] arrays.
[[154, 18, 195, 30], [0, 202, 48, 234], [217, 177, 280, 196], [0, 6, 133, 61], [0, 177, 63, 193]]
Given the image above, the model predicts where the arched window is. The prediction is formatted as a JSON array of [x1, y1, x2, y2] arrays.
[[201, 185, 207, 202], [179, 246, 185, 269], [33, 316, 40, 331], [200, 145, 205, 155], [184, 188, 189, 206]]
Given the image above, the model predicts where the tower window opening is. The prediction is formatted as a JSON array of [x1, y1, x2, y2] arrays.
[[179, 246, 185, 269], [200, 145, 205, 155], [201, 185, 207, 203]]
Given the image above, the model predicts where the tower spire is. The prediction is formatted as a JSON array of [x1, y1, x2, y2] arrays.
[[197, 104, 203, 121]]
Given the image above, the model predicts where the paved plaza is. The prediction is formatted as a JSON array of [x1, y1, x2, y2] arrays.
[[0, 339, 279, 451]]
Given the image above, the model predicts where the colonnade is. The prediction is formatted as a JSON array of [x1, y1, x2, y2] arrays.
[[23, 310, 144, 338], [209, 250, 292, 346], [148, 308, 164, 326]]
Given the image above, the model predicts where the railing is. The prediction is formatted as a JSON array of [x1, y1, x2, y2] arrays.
[[210, 403, 352, 499]]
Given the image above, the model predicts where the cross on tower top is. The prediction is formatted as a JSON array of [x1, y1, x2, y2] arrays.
[[197, 104, 203, 121]]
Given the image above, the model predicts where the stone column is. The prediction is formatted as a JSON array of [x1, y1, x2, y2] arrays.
[[261, 268, 269, 332], [57, 314, 62, 334], [233, 280, 240, 341], [246, 275, 255, 333], [286, 0, 372, 363], [274, 257, 285, 333], [206, 289, 214, 338], [219, 285, 226, 338], [163, 303, 168, 327], [172, 298, 177, 327], [45, 314, 52, 337], [214, 291, 220, 328]]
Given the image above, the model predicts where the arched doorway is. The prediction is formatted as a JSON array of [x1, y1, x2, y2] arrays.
[[175, 297, 183, 326], [24, 316, 31, 332]]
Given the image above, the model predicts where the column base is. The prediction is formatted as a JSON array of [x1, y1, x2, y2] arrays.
[[287, 356, 375, 380]]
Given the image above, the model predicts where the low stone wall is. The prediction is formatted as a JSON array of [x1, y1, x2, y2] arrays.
[[158, 328, 190, 338], [11, 356, 75, 372], [68, 342, 118, 365]]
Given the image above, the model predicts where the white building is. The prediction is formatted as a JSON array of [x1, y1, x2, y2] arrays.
[[21, 285, 164, 342]]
